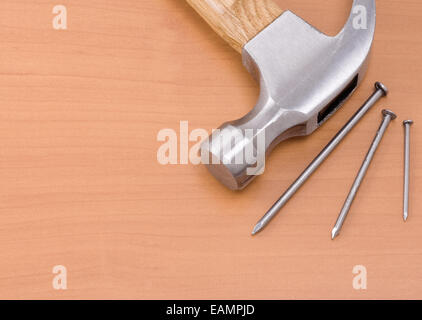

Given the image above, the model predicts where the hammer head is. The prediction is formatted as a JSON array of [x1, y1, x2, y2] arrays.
[[201, 0, 376, 190]]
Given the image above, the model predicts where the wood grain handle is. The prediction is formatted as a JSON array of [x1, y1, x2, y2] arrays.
[[186, 0, 283, 53]]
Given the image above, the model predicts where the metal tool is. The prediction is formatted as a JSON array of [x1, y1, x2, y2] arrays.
[[331, 109, 397, 240], [187, 0, 377, 190], [252, 82, 388, 235], [403, 120, 414, 221]]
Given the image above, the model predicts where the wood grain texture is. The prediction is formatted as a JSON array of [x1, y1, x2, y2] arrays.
[[0, 0, 422, 299], [186, 0, 283, 52]]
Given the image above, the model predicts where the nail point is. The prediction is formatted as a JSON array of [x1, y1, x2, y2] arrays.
[[331, 227, 339, 240], [251, 224, 262, 236]]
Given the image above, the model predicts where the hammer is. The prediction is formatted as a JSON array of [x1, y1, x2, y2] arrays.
[[187, 0, 376, 190]]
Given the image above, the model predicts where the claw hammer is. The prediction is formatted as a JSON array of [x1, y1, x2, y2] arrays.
[[186, 0, 377, 190]]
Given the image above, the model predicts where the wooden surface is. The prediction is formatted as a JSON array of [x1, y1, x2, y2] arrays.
[[0, 0, 421, 299], [186, 0, 283, 52]]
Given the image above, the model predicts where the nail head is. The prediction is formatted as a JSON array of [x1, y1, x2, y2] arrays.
[[382, 109, 397, 120], [375, 82, 388, 96]]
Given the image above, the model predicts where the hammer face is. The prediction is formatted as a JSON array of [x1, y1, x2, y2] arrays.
[[201, 0, 376, 190]]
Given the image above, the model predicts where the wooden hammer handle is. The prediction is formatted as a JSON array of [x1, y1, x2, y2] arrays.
[[186, 0, 283, 53]]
